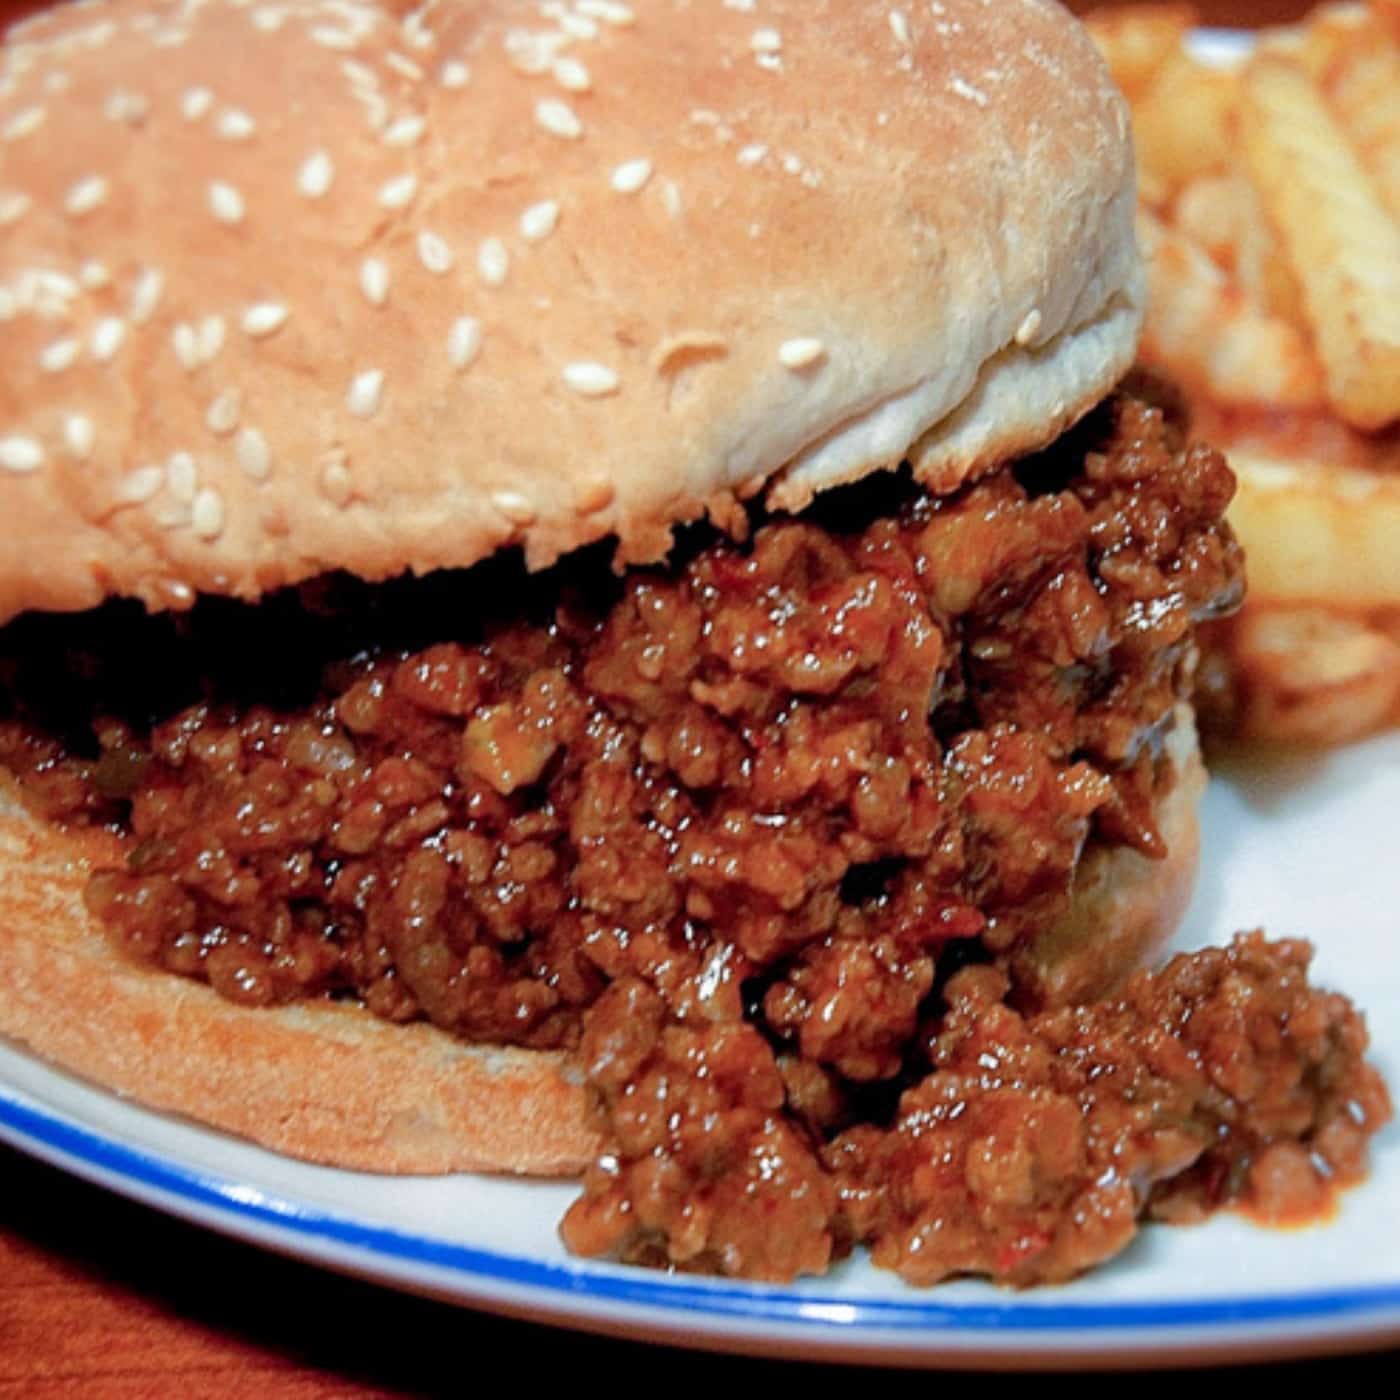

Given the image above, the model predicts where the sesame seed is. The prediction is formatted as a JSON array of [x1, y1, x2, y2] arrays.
[[661, 180, 683, 218], [208, 180, 246, 225], [755, 51, 782, 71], [2, 105, 46, 142], [520, 199, 559, 242], [778, 337, 826, 369], [440, 59, 469, 87], [37, 271, 79, 302], [492, 490, 537, 527], [173, 323, 200, 370], [385, 51, 425, 81], [192, 487, 225, 540], [166, 451, 197, 502], [378, 173, 418, 209], [79, 260, 111, 290], [64, 175, 108, 217], [1015, 309, 1043, 346], [402, 13, 435, 50], [198, 315, 227, 363], [383, 114, 426, 147], [552, 56, 591, 92], [611, 158, 652, 194], [477, 237, 509, 287], [557, 13, 598, 40], [163, 580, 195, 607], [252, 7, 285, 32], [737, 143, 768, 166], [104, 89, 149, 124], [889, 10, 912, 45], [235, 425, 271, 480], [359, 258, 389, 306], [723, 0, 756, 10], [576, 0, 635, 23], [206, 388, 242, 435], [116, 465, 164, 504], [417, 230, 453, 274], [342, 59, 379, 90], [535, 98, 582, 140], [216, 107, 256, 140], [243, 302, 288, 337], [64, 415, 95, 460], [0, 191, 31, 226], [310, 25, 355, 50], [447, 316, 482, 370], [40, 338, 80, 373], [129, 267, 164, 323], [320, 458, 353, 506], [949, 77, 988, 106], [751, 27, 782, 52], [91, 317, 126, 363], [181, 85, 213, 120], [563, 362, 619, 397], [0, 436, 43, 473], [298, 150, 334, 199], [347, 368, 385, 417], [505, 28, 559, 75]]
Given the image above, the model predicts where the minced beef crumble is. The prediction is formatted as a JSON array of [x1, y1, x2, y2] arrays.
[[0, 393, 1388, 1284]]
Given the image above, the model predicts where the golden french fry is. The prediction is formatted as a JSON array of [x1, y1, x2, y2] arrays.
[[1238, 56, 1400, 431], [1227, 449, 1400, 609], [1136, 213, 1325, 410], [1172, 174, 1252, 270], [1325, 43, 1400, 224], [1224, 604, 1400, 745], [1275, 3, 1380, 78], [1231, 187, 1309, 330], [1132, 50, 1238, 196], [1084, 5, 1197, 100]]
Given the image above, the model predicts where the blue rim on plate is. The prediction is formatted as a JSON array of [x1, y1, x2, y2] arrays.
[[4, 1084, 1400, 1337]]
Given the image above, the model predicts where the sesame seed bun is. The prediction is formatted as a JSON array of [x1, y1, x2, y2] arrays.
[[0, 0, 1140, 623]]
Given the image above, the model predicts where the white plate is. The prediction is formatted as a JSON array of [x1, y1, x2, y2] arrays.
[[3, 729, 1398, 1368]]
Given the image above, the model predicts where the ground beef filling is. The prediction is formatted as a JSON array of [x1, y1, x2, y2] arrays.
[[0, 394, 1387, 1284]]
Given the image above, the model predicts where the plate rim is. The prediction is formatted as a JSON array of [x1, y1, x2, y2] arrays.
[[5, 1081, 1400, 1348]]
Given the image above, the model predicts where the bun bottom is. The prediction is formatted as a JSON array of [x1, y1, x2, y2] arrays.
[[0, 709, 1204, 1175], [1012, 705, 1204, 1008]]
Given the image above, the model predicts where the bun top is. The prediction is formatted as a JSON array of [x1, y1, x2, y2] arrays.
[[0, 0, 1141, 621]]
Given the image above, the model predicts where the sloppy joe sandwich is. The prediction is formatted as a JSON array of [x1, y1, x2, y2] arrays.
[[0, 0, 1388, 1286]]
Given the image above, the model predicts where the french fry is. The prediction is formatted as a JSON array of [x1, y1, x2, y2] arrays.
[[1136, 213, 1325, 410], [1238, 56, 1400, 431], [1226, 450, 1400, 610], [1225, 605, 1400, 746], [1084, 5, 1197, 100], [1325, 43, 1400, 224], [1113, 4, 1400, 744], [1172, 174, 1253, 270], [1131, 49, 1238, 197], [1231, 183, 1309, 330], [1277, 3, 1379, 78]]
